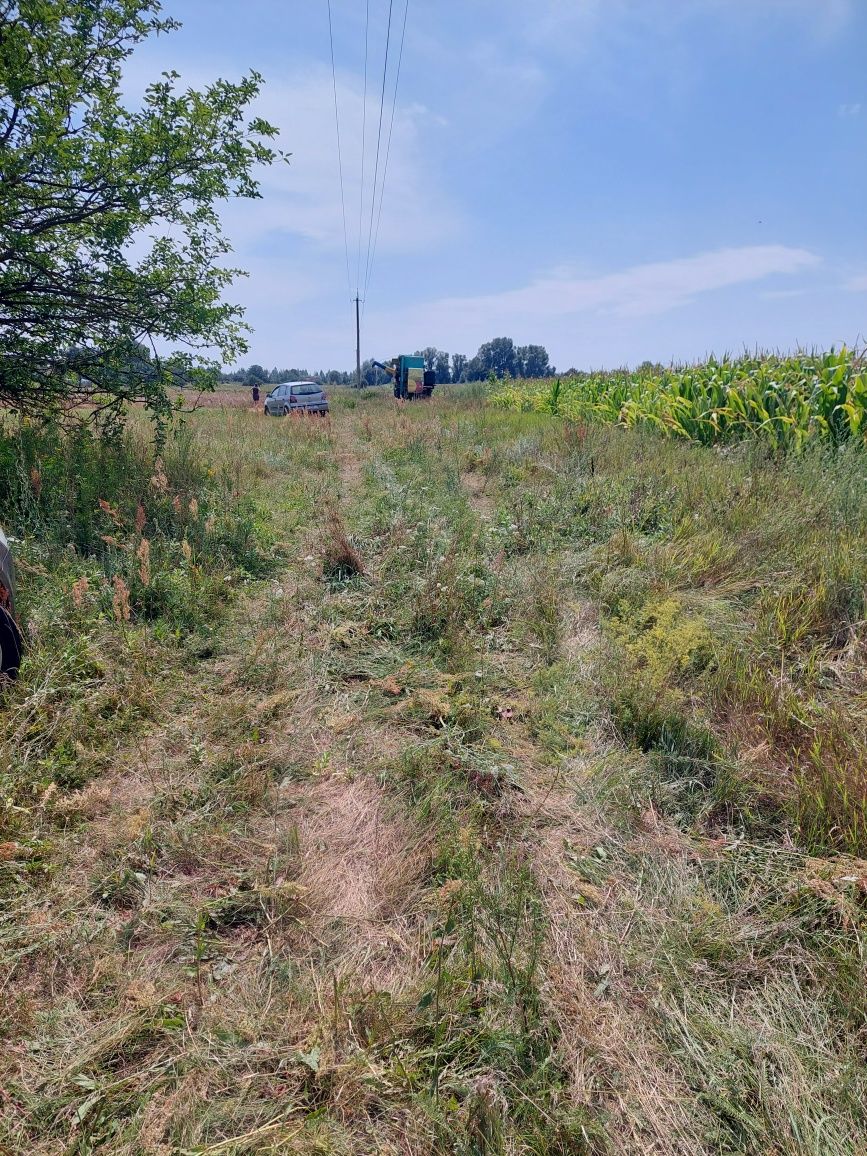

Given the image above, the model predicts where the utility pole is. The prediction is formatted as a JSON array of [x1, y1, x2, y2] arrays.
[[355, 295, 362, 389]]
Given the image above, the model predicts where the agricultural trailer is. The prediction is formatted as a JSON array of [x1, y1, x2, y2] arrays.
[[372, 356, 437, 400]]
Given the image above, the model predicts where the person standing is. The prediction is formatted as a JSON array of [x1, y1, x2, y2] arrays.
[[251, 383, 260, 406]]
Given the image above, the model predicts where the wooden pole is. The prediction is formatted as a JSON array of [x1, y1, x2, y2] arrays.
[[355, 296, 362, 389]]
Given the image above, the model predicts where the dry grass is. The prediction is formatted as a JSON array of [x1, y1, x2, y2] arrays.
[[320, 504, 365, 581], [518, 758, 712, 1152]]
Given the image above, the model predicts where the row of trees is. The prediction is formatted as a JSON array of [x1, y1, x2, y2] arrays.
[[226, 338, 557, 388], [413, 340, 554, 383]]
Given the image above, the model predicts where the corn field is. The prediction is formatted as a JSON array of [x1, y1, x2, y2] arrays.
[[491, 348, 867, 451]]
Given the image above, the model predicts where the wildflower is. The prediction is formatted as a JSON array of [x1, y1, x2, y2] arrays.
[[71, 576, 90, 609], [98, 498, 123, 527], [181, 539, 192, 562], [172, 495, 182, 514], [136, 538, 151, 586], [149, 458, 169, 493], [112, 576, 131, 622], [134, 503, 146, 534], [437, 879, 464, 907], [204, 515, 216, 534], [458, 826, 478, 850], [30, 468, 41, 498], [189, 497, 199, 519]]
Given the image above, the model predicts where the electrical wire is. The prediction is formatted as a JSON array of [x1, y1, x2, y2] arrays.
[[327, 0, 353, 301], [363, 0, 409, 308], [355, 0, 369, 296], [327, 0, 410, 325], [361, 0, 394, 303]]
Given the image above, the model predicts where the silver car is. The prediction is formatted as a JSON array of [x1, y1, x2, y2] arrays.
[[264, 381, 329, 416]]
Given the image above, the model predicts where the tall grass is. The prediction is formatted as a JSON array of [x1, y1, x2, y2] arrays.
[[0, 417, 277, 634], [0, 414, 285, 857], [485, 416, 867, 854]]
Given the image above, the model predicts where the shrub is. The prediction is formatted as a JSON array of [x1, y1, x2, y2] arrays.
[[0, 418, 276, 635]]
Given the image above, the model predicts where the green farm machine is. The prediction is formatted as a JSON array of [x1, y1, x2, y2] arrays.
[[372, 355, 437, 400]]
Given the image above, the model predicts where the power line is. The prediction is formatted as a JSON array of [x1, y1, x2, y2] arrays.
[[355, 0, 369, 295], [327, 0, 353, 301], [362, 0, 394, 302], [364, 0, 409, 308]]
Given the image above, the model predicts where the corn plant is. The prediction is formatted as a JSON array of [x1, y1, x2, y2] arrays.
[[492, 348, 867, 452]]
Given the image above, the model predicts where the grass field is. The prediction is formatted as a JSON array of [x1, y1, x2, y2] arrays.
[[1, 386, 865, 1154]]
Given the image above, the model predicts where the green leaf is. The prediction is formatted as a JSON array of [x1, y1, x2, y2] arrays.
[[70, 1074, 98, 1091], [294, 1046, 321, 1072], [74, 1090, 102, 1124]]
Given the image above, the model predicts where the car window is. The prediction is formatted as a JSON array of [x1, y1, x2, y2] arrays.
[[292, 384, 319, 396], [273, 385, 287, 399]]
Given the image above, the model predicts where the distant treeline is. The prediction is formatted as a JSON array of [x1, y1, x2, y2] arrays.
[[223, 337, 559, 387]]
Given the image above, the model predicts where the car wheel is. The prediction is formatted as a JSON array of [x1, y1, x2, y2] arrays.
[[282, 405, 290, 416], [0, 604, 22, 680]]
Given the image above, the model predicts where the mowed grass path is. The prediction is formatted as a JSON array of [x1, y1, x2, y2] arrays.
[[1, 391, 865, 1154]]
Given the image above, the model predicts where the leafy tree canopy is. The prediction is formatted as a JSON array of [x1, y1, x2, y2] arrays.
[[517, 344, 551, 378], [476, 337, 518, 379], [0, 0, 284, 427], [245, 364, 268, 385], [450, 352, 467, 383]]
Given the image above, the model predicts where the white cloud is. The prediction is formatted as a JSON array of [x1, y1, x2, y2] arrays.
[[469, 0, 856, 121], [330, 244, 819, 370], [388, 245, 819, 333], [223, 70, 460, 264], [121, 58, 461, 279], [526, 0, 854, 40], [846, 273, 867, 292], [838, 103, 862, 117], [717, 0, 853, 35], [760, 287, 811, 300]]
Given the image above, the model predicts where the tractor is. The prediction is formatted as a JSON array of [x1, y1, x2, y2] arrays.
[[372, 355, 437, 400]]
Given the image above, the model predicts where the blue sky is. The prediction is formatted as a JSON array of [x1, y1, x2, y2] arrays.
[[130, 0, 866, 372]]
